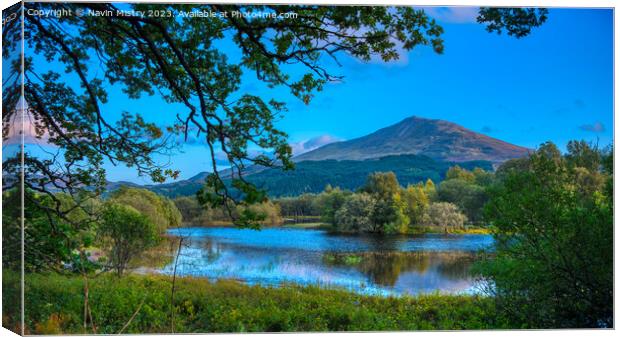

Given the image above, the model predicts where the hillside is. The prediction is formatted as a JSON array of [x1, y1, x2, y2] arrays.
[[295, 116, 530, 163], [142, 154, 493, 198], [114, 115, 528, 198]]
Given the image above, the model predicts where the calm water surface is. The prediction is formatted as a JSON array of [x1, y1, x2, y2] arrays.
[[160, 227, 494, 296]]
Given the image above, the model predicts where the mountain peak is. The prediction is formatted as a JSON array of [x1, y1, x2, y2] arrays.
[[295, 115, 529, 163]]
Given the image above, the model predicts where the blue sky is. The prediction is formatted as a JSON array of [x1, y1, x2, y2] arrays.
[[21, 7, 614, 184]]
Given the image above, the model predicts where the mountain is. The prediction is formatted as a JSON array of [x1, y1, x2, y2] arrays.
[[111, 115, 529, 198], [295, 116, 530, 163]]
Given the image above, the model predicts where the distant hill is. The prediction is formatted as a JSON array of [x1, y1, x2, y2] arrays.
[[295, 116, 530, 163], [110, 115, 529, 198], [242, 155, 493, 197], [137, 154, 493, 198]]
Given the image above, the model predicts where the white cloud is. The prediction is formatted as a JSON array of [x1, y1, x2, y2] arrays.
[[290, 134, 342, 156], [422, 7, 479, 24]]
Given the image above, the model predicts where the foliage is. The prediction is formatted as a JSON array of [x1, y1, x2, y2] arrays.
[[314, 185, 350, 225], [275, 193, 321, 220], [445, 165, 476, 183], [371, 193, 409, 234], [437, 179, 487, 223], [97, 203, 160, 276], [475, 141, 613, 328], [2, 188, 99, 272], [173, 196, 208, 226], [477, 8, 548, 38], [109, 186, 182, 232], [5, 272, 506, 334], [147, 155, 493, 198], [358, 172, 409, 234], [402, 182, 431, 225], [237, 201, 283, 227], [423, 202, 467, 229], [247, 156, 491, 198], [423, 179, 437, 201], [174, 195, 282, 227], [360, 172, 400, 198], [275, 166, 491, 234], [334, 193, 376, 232]]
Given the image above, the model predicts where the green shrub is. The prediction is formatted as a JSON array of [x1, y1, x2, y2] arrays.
[[4, 272, 505, 334]]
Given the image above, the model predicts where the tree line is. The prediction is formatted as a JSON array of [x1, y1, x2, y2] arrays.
[[274, 165, 493, 234], [171, 164, 491, 234], [3, 186, 182, 277]]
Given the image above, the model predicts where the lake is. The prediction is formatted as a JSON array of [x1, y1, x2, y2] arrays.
[[160, 227, 494, 297]]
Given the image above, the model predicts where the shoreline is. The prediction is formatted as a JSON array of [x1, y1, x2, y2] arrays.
[[175, 222, 493, 235]]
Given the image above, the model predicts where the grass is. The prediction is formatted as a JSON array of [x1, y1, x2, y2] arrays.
[[3, 271, 508, 334], [323, 253, 363, 265], [408, 226, 491, 235], [449, 227, 492, 235], [283, 222, 331, 229]]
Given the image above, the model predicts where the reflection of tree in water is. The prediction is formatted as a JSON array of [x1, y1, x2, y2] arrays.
[[324, 251, 476, 287], [361, 235, 401, 252], [435, 254, 476, 281], [358, 252, 430, 286], [130, 235, 181, 269], [198, 239, 222, 263]]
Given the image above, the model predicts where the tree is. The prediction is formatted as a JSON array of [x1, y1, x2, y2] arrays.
[[445, 166, 476, 183], [476, 141, 613, 328], [109, 186, 182, 232], [424, 202, 467, 230], [495, 157, 530, 180], [237, 201, 283, 227], [173, 196, 205, 225], [275, 193, 320, 222], [472, 167, 494, 186], [3, 188, 99, 272], [361, 172, 409, 233], [437, 178, 487, 222], [566, 140, 605, 195], [334, 193, 376, 233], [361, 172, 400, 199], [423, 178, 437, 201], [316, 186, 349, 225], [402, 184, 430, 226], [98, 203, 160, 276]]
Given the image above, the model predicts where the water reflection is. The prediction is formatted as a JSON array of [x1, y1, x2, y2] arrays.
[[323, 251, 476, 287], [159, 227, 492, 296]]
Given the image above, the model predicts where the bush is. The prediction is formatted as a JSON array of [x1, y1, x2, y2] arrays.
[[334, 193, 375, 232], [476, 141, 613, 328], [424, 202, 467, 229], [109, 187, 181, 232], [98, 203, 160, 276], [4, 272, 504, 334]]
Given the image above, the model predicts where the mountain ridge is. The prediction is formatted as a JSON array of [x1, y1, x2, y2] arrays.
[[109, 115, 530, 197], [134, 154, 494, 198], [295, 116, 530, 163]]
